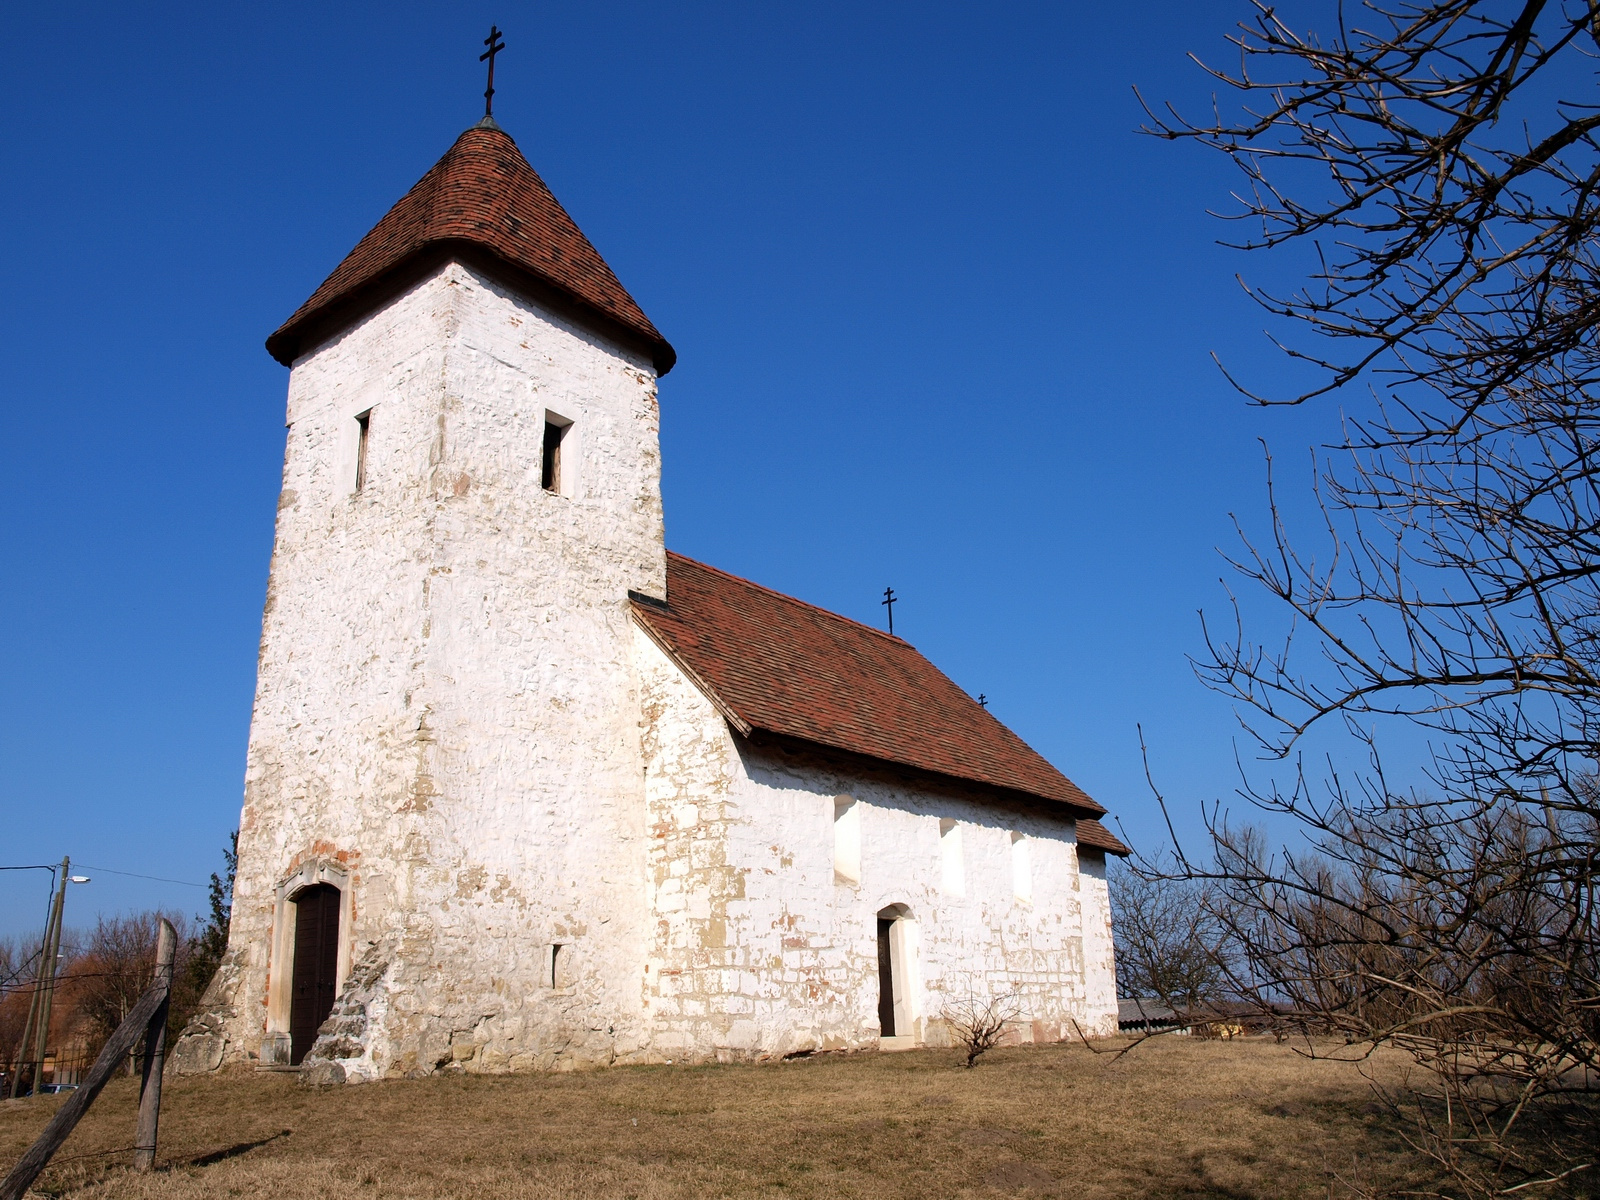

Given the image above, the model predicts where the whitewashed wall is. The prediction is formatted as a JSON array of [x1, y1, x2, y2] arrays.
[[174, 256, 1117, 1082], [635, 628, 1120, 1061], [194, 260, 667, 1080], [1078, 849, 1117, 1023]]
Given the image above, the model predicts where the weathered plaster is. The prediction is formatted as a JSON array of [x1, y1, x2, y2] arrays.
[[187, 260, 666, 1078], [634, 628, 1120, 1060], [176, 255, 1116, 1080]]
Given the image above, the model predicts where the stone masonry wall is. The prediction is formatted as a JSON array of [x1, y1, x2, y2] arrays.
[[194, 260, 667, 1079], [635, 623, 745, 1059], [634, 628, 1120, 1060], [172, 252, 1120, 1081]]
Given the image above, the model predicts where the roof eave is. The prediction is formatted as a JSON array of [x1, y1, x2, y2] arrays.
[[1076, 821, 1133, 857], [266, 240, 677, 375], [741, 728, 1108, 822], [630, 605, 755, 737], [634, 572, 1110, 825]]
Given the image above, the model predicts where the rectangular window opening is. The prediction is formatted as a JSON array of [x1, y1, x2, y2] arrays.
[[353, 410, 372, 494], [548, 943, 565, 989], [541, 418, 568, 493]]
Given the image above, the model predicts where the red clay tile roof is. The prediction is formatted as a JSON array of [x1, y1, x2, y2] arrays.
[[634, 553, 1119, 841], [1074, 818, 1130, 857], [266, 119, 674, 374]]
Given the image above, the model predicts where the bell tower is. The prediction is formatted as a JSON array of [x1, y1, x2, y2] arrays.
[[178, 116, 678, 1079]]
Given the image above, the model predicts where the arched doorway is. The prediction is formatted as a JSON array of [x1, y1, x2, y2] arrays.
[[876, 904, 918, 1040], [289, 883, 341, 1065]]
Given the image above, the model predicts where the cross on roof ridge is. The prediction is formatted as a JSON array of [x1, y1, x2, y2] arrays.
[[480, 25, 506, 117]]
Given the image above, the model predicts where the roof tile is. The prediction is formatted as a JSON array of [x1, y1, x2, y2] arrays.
[[1074, 817, 1131, 857], [267, 121, 674, 373], [635, 554, 1119, 843]]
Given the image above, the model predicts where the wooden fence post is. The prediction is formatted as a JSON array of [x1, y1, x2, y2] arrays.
[[133, 918, 176, 1172], [0, 955, 170, 1200]]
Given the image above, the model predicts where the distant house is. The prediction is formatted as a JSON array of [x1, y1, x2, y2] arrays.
[[1117, 998, 1188, 1033]]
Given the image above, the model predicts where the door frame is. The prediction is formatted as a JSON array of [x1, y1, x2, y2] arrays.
[[265, 859, 352, 1050], [875, 903, 921, 1043]]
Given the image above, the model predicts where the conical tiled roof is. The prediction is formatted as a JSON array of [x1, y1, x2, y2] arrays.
[[266, 119, 675, 373]]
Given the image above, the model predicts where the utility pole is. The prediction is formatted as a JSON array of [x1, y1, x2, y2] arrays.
[[31, 858, 70, 1092], [8, 964, 43, 1099], [10, 858, 71, 1098]]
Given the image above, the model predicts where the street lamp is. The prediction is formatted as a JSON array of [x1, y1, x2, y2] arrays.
[[6, 857, 88, 1097]]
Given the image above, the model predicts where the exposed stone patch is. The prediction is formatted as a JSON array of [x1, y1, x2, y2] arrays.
[[298, 942, 392, 1084], [170, 951, 243, 1075]]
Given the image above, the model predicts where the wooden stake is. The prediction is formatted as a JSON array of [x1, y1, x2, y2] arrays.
[[0, 977, 167, 1200], [134, 918, 176, 1172]]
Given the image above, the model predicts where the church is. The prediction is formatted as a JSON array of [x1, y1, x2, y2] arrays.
[[173, 104, 1126, 1083]]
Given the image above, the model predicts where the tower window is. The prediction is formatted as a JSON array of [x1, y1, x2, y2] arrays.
[[541, 417, 568, 493], [353, 410, 372, 494]]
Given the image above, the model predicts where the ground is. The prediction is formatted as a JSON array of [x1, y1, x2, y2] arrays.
[[1, 1037, 1422, 1199]]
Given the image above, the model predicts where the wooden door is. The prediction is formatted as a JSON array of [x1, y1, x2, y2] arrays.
[[877, 917, 896, 1037], [289, 884, 340, 1065]]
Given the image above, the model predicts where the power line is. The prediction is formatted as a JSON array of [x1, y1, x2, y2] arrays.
[[75, 865, 205, 889], [0, 947, 44, 992], [1, 968, 170, 995]]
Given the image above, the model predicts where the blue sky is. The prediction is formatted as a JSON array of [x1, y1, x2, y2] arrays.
[[1, 1, 1361, 935]]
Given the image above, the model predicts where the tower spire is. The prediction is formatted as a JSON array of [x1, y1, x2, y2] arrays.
[[480, 25, 506, 118]]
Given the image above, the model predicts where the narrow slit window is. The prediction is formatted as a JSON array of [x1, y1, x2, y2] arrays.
[[353, 410, 372, 493], [549, 943, 564, 988], [541, 418, 567, 493]]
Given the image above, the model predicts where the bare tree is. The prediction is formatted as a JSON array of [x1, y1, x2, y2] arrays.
[[942, 994, 1022, 1068], [1109, 855, 1232, 1011], [0, 937, 36, 1088], [1143, 2, 1600, 1193], [71, 913, 191, 1072]]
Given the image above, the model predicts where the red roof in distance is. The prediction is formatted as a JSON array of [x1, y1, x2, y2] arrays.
[[266, 119, 675, 374], [634, 553, 1126, 853]]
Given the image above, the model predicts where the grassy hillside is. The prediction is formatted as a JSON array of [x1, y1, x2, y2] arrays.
[[0, 1037, 1419, 1198]]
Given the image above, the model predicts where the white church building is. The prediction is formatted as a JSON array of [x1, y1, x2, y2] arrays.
[[174, 114, 1126, 1083]]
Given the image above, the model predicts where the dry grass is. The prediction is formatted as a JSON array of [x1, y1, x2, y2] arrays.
[[0, 1037, 1424, 1199]]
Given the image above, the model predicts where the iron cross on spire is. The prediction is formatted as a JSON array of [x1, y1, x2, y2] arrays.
[[480, 25, 506, 117], [882, 587, 897, 636]]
